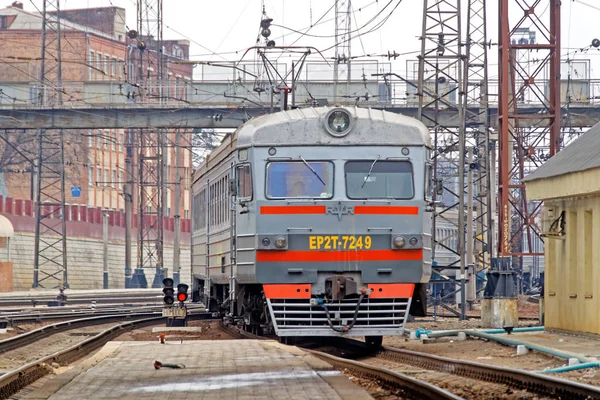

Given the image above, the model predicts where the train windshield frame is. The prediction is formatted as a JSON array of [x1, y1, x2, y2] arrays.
[[265, 160, 334, 199], [345, 160, 414, 200]]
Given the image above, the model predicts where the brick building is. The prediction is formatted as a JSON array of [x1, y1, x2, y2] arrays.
[[0, 2, 193, 218]]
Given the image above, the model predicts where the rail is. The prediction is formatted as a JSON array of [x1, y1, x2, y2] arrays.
[[376, 343, 600, 399], [306, 349, 462, 400], [0, 312, 211, 399]]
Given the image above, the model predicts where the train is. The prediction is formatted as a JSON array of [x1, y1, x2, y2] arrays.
[[191, 106, 432, 346]]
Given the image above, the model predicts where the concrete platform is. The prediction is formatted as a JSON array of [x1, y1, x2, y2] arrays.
[[21, 340, 374, 400]]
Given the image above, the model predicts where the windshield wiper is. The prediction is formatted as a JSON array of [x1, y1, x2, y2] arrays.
[[299, 156, 326, 185], [361, 155, 380, 188]]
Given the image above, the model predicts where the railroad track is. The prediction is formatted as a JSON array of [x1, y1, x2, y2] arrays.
[[337, 338, 600, 400], [0, 311, 212, 400], [1, 304, 206, 324], [219, 321, 600, 399], [218, 321, 461, 399]]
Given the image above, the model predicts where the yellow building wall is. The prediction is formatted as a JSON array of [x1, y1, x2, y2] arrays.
[[543, 195, 600, 334]]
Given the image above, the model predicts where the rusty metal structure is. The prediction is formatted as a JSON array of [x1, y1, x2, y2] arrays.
[[33, 0, 68, 288], [497, 0, 561, 261]]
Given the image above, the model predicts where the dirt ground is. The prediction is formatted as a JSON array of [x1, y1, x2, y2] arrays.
[[115, 319, 237, 342], [426, 295, 540, 320]]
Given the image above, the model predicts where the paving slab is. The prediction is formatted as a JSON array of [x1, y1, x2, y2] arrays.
[[20, 339, 373, 400]]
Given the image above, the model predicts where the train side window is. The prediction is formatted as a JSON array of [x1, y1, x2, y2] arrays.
[[237, 164, 253, 199], [425, 163, 433, 200]]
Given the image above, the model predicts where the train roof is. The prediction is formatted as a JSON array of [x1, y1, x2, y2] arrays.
[[236, 106, 431, 148], [194, 107, 431, 179]]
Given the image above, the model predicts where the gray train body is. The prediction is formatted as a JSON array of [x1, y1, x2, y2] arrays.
[[191, 106, 432, 340]]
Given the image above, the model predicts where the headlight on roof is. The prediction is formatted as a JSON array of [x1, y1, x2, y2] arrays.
[[324, 108, 353, 137]]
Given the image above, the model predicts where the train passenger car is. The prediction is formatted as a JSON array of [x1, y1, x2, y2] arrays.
[[191, 106, 432, 345]]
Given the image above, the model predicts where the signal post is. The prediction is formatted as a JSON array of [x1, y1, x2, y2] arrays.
[[162, 278, 189, 327]]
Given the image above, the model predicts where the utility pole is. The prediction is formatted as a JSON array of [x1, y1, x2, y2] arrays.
[[33, 0, 68, 289], [103, 212, 109, 289], [418, 0, 467, 319], [124, 128, 134, 288], [172, 129, 182, 286]]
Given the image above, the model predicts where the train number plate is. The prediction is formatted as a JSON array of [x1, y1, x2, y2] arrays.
[[162, 307, 187, 318], [308, 235, 372, 250]]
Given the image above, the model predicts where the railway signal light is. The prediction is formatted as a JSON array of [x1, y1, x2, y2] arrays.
[[163, 278, 175, 305], [177, 283, 189, 304]]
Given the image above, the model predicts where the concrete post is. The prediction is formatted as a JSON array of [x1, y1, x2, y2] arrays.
[[124, 129, 133, 288], [103, 212, 108, 289]]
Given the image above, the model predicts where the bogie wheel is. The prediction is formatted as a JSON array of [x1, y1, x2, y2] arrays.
[[365, 335, 383, 348]]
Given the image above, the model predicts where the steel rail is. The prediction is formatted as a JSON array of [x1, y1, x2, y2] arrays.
[[0, 296, 163, 308], [306, 349, 463, 400], [0, 312, 210, 399], [377, 344, 600, 400], [1, 304, 206, 323], [0, 312, 161, 355]]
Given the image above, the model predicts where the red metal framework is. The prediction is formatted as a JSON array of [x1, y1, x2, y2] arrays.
[[497, 0, 561, 258]]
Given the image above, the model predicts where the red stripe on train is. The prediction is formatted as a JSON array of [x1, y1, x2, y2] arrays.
[[256, 249, 422, 263]]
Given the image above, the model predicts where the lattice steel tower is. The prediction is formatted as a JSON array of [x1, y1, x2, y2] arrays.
[[33, 0, 68, 289], [497, 0, 561, 263], [463, 0, 494, 303], [334, 0, 352, 91], [135, 0, 166, 288], [417, 0, 467, 319]]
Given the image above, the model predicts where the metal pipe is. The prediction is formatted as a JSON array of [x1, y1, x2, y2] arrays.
[[543, 362, 600, 374], [411, 327, 591, 363]]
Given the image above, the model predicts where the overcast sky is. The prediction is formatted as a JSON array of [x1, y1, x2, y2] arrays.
[[3, 0, 600, 81]]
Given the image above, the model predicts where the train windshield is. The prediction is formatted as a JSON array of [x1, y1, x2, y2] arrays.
[[266, 161, 334, 199], [345, 160, 414, 199]]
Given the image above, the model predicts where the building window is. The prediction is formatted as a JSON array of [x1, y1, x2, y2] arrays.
[[104, 130, 109, 148], [88, 129, 93, 147], [111, 131, 116, 151], [96, 168, 101, 186], [119, 132, 124, 151], [96, 130, 102, 148], [89, 51, 95, 80], [112, 170, 117, 188], [105, 55, 110, 75], [112, 57, 118, 77], [184, 209, 189, 219], [104, 169, 109, 186], [0, 16, 8, 30], [96, 52, 103, 73], [88, 166, 93, 186], [119, 171, 124, 188], [166, 207, 171, 217], [118, 58, 124, 78]]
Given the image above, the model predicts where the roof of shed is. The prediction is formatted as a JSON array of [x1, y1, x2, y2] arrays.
[[522, 122, 600, 182]]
